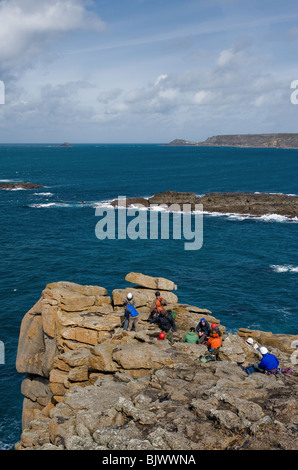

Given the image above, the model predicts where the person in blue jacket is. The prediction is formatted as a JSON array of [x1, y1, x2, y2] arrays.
[[123, 303, 139, 332], [241, 346, 281, 375], [256, 347, 280, 374], [242, 346, 280, 375]]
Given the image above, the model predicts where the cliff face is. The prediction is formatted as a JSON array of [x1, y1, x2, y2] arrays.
[[168, 133, 298, 149], [15, 274, 298, 450]]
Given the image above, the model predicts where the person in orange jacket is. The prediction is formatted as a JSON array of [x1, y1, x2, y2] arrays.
[[148, 291, 167, 320], [206, 329, 222, 352]]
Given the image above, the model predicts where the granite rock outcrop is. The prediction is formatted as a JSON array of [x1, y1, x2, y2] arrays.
[[15, 275, 298, 450]]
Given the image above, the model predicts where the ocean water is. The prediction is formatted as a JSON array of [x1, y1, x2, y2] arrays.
[[0, 143, 297, 449]]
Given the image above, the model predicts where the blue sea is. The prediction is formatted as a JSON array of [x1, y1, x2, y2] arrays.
[[0, 143, 297, 449]]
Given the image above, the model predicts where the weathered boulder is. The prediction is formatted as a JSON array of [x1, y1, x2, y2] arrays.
[[125, 272, 177, 291], [112, 343, 173, 371], [218, 333, 255, 363]]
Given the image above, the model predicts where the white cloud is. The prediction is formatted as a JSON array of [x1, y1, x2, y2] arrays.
[[154, 74, 168, 86], [158, 88, 178, 100], [193, 90, 208, 104], [0, 0, 105, 70]]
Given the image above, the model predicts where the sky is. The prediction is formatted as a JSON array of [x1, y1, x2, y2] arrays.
[[0, 0, 298, 143]]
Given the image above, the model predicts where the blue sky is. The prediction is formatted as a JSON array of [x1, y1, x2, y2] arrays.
[[0, 0, 298, 143]]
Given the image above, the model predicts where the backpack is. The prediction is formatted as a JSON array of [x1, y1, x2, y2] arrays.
[[126, 305, 139, 317], [200, 353, 216, 363]]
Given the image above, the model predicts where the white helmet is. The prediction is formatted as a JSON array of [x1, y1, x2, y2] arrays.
[[246, 338, 254, 345], [259, 346, 268, 355], [127, 293, 133, 300]]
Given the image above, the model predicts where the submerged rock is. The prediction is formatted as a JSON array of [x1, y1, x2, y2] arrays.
[[0, 182, 43, 190]]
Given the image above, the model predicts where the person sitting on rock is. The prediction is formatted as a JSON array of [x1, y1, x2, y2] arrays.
[[210, 323, 222, 337], [241, 346, 280, 375], [196, 318, 211, 344], [150, 308, 177, 344], [148, 291, 167, 320], [254, 347, 280, 375], [123, 303, 139, 332], [206, 329, 222, 356], [183, 327, 199, 344]]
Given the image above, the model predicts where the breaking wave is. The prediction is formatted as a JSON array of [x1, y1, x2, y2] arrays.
[[270, 265, 298, 273]]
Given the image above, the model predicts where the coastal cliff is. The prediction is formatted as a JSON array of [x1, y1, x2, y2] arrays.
[[167, 133, 298, 149], [15, 274, 298, 450]]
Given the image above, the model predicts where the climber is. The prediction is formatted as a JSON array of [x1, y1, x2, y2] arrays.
[[123, 303, 139, 332], [150, 308, 177, 344], [241, 346, 280, 375], [196, 318, 211, 344], [210, 323, 222, 337], [245, 337, 257, 348], [255, 347, 280, 375], [148, 291, 167, 320], [183, 327, 199, 344], [123, 292, 136, 307], [245, 337, 262, 358], [205, 329, 222, 356]]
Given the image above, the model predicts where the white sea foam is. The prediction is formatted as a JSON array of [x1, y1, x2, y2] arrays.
[[200, 210, 298, 223], [93, 200, 114, 208], [270, 265, 298, 273], [28, 198, 298, 223], [29, 203, 57, 208], [29, 201, 97, 208], [254, 191, 298, 197], [33, 192, 54, 196]]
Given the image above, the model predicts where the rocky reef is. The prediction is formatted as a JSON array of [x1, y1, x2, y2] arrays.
[[15, 273, 298, 451], [167, 133, 298, 149], [0, 182, 43, 190], [110, 191, 298, 219]]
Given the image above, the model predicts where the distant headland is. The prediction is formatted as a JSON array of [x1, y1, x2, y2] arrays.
[[167, 133, 298, 149]]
